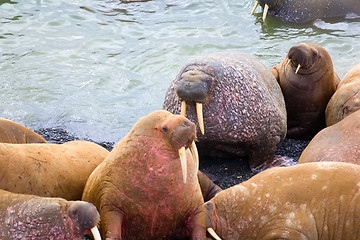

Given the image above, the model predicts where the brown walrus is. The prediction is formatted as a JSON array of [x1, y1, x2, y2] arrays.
[[299, 110, 360, 165], [0, 188, 101, 240], [163, 51, 287, 170], [271, 43, 340, 139], [200, 162, 360, 240], [82, 110, 207, 239], [0, 140, 109, 200], [326, 62, 360, 126], [0, 118, 47, 143]]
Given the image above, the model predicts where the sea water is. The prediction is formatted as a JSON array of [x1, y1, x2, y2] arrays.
[[1, 0, 359, 144]]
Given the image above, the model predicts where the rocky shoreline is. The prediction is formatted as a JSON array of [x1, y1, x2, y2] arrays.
[[35, 128, 310, 190]]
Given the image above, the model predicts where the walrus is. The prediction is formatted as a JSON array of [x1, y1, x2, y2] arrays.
[[251, 0, 360, 23], [200, 162, 360, 240], [163, 51, 287, 170], [0, 140, 109, 200], [326, 62, 360, 126], [299, 110, 360, 165], [270, 43, 340, 139], [82, 110, 207, 239], [0, 118, 47, 143], [0, 188, 101, 240]]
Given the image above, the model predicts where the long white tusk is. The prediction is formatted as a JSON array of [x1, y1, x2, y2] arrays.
[[91, 226, 102, 240], [190, 141, 199, 172], [285, 59, 291, 68], [250, 1, 259, 15], [263, 4, 269, 21], [179, 146, 187, 184], [207, 227, 222, 240], [295, 64, 301, 74], [196, 102, 205, 135], [180, 100, 187, 116]]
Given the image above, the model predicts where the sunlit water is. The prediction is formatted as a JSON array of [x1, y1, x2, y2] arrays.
[[1, 0, 360, 144]]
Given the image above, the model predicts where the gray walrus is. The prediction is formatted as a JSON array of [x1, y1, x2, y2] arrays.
[[326, 62, 360, 126], [199, 162, 360, 240], [0, 189, 101, 240], [163, 51, 287, 170], [271, 43, 340, 139], [0, 140, 109, 200], [82, 110, 207, 239], [299, 110, 360, 165], [251, 0, 360, 23], [0, 118, 47, 143]]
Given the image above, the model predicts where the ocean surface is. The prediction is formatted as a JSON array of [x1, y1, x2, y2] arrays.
[[1, 0, 360, 144]]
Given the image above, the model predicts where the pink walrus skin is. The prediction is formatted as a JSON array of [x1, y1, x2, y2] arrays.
[[0, 189, 100, 240], [201, 162, 360, 239], [82, 110, 206, 239]]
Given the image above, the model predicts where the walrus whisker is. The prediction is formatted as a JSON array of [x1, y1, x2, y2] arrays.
[[190, 141, 199, 172], [91, 226, 102, 240], [295, 64, 301, 74], [180, 100, 187, 116], [179, 146, 187, 184], [207, 227, 222, 240], [250, 1, 258, 15], [263, 4, 269, 21], [196, 102, 205, 135]]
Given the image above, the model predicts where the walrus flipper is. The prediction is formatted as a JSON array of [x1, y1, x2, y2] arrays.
[[197, 171, 222, 202], [187, 203, 207, 240], [270, 64, 281, 82], [100, 204, 124, 239]]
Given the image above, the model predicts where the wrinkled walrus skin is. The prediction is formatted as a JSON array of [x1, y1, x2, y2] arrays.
[[271, 43, 340, 140], [255, 0, 360, 23], [0, 189, 100, 240], [0, 140, 109, 200], [299, 110, 360, 165], [163, 51, 287, 170], [82, 110, 206, 240], [201, 162, 360, 240], [326, 62, 360, 126], [0, 118, 47, 143]]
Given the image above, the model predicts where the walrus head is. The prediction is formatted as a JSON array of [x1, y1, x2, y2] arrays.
[[175, 66, 214, 135], [286, 43, 326, 76], [251, 0, 283, 21], [66, 201, 101, 240], [159, 111, 199, 183]]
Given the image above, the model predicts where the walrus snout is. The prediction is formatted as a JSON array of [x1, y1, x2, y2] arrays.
[[176, 69, 211, 103], [171, 119, 196, 150], [287, 44, 318, 73], [175, 69, 212, 135], [68, 201, 100, 238]]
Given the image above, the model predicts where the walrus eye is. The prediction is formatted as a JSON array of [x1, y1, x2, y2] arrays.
[[70, 208, 78, 217], [162, 126, 168, 132]]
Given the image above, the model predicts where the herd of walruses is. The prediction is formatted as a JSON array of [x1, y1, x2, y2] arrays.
[[1, 1, 360, 239]]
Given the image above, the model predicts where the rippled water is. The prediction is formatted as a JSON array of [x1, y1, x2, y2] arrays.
[[1, 0, 360, 143]]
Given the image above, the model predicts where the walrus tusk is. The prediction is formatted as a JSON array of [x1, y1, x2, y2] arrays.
[[207, 227, 222, 240], [179, 146, 187, 184], [250, 1, 258, 15], [190, 141, 199, 172], [286, 59, 291, 68], [180, 100, 187, 116], [196, 102, 205, 135], [91, 226, 102, 240], [295, 64, 301, 74], [263, 4, 269, 21]]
